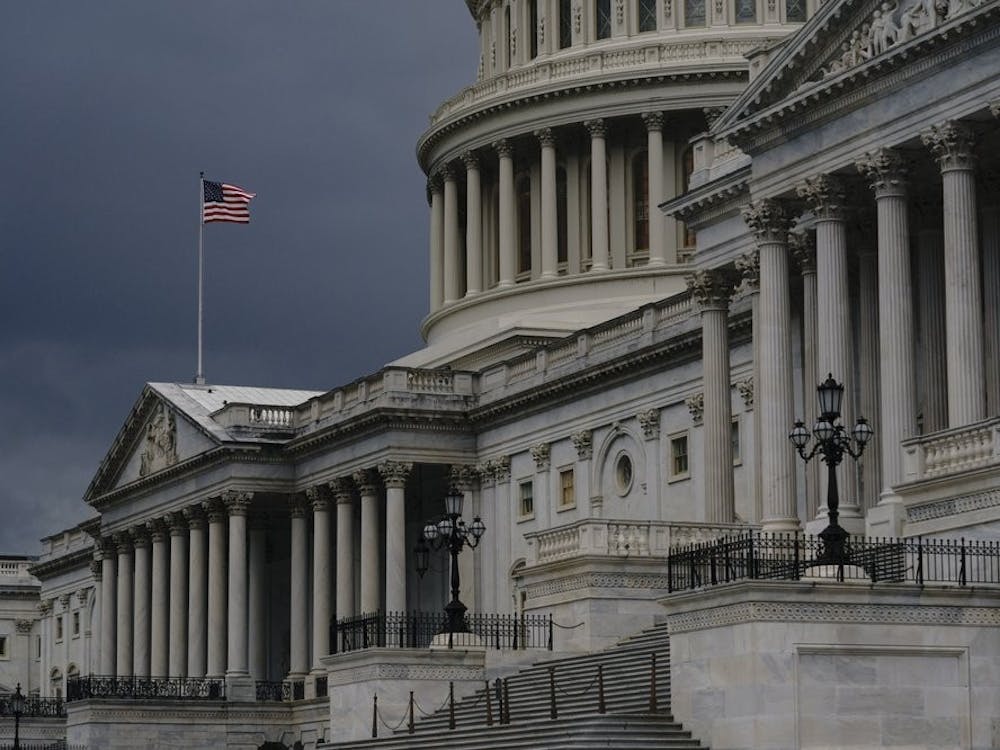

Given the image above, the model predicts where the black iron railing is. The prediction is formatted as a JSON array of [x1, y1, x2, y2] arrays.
[[334, 611, 553, 653], [66, 675, 225, 702], [0, 694, 65, 717], [667, 532, 1000, 592], [0, 744, 80, 750]]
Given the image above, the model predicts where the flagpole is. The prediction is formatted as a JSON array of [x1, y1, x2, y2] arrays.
[[196, 171, 206, 385]]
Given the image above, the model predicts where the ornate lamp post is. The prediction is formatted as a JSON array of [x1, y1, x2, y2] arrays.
[[415, 489, 486, 635], [789, 374, 874, 566], [11, 682, 24, 750]]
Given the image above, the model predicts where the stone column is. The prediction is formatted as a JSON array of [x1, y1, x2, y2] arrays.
[[922, 121, 985, 426], [790, 234, 821, 521], [536, 127, 558, 278], [443, 166, 461, 304], [856, 238, 882, 513], [913, 195, 947, 433], [688, 268, 738, 523], [332, 479, 356, 621], [495, 139, 517, 287], [586, 119, 610, 271], [99, 542, 116, 675], [637, 411, 663, 520], [571, 432, 594, 517], [643, 112, 667, 266], [797, 175, 861, 528], [247, 515, 267, 682], [856, 148, 917, 518], [167, 512, 188, 677], [464, 151, 483, 295], [379, 461, 413, 615], [225, 490, 252, 678], [355, 469, 381, 614], [147, 520, 169, 676], [428, 176, 445, 312], [742, 200, 799, 531], [287, 495, 309, 680], [307, 486, 332, 674], [735, 252, 762, 523], [204, 498, 227, 678], [981, 172, 1000, 416], [131, 527, 151, 678], [185, 506, 207, 679], [114, 532, 134, 677]]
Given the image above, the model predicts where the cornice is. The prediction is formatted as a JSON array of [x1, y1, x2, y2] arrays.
[[661, 165, 751, 225], [28, 547, 94, 581]]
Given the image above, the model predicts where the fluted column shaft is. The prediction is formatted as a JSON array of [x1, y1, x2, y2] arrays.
[[99, 551, 116, 675], [115, 537, 133, 676], [225, 492, 251, 676], [428, 179, 444, 312], [186, 510, 207, 678], [205, 500, 227, 678], [587, 120, 609, 271], [335, 489, 356, 619], [132, 533, 151, 677], [495, 140, 516, 287], [743, 201, 798, 530], [308, 487, 332, 671], [168, 516, 188, 677], [248, 519, 267, 681], [380, 462, 412, 614], [288, 498, 309, 679], [464, 153, 483, 295], [356, 471, 381, 614], [443, 168, 461, 303], [923, 122, 985, 426], [148, 524, 169, 676], [644, 113, 666, 266], [537, 128, 558, 278], [792, 237, 820, 520], [857, 248, 882, 512], [737, 252, 762, 523], [915, 212, 947, 433]]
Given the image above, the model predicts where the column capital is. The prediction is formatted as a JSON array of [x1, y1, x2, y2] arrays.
[[305, 485, 330, 512], [89, 558, 103, 580], [571, 430, 593, 460], [183, 504, 206, 530], [112, 531, 132, 554], [530, 443, 551, 471], [38, 599, 54, 617], [328, 477, 355, 504], [493, 138, 514, 159], [789, 232, 817, 274], [449, 463, 477, 492], [462, 150, 480, 170], [166, 511, 188, 536], [492, 455, 511, 483], [288, 493, 308, 519], [703, 107, 726, 128], [145, 518, 168, 543], [641, 111, 664, 132], [439, 164, 457, 182], [855, 147, 908, 196], [921, 120, 976, 172], [378, 461, 413, 489], [476, 462, 496, 488], [426, 174, 442, 205], [741, 199, 793, 243], [223, 490, 254, 517], [686, 267, 739, 309], [735, 250, 760, 292], [637, 409, 661, 439], [796, 174, 848, 220], [584, 119, 607, 138], [352, 468, 380, 496], [534, 127, 556, 148], [59, 593, 72, 609], [130, 524, 151, 548], [202, 496, 227, 523]]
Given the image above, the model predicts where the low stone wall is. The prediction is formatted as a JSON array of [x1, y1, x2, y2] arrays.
[[0, 716, 67, 745], [661, 581, 1000, 750]]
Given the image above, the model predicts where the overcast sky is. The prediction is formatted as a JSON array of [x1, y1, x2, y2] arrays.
[[0, 2, 479, 554]]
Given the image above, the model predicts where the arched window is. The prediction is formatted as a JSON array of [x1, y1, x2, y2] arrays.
[[596, 0, 612, 38], [785, 0, 807, 20], [559, 0, 573, 48], [638, 0, 658, 31], [516, 175, 532, 275], [50, 668, 63, 699], [685, 0, 707, 26], [632, 151, 649, 253], [734, 0, 757, 22], [557, 167, 568, 266], [529, 0, 539, 58]]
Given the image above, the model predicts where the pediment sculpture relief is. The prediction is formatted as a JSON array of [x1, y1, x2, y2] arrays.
[[816, 0, 982, 80], [139, 403, 178, 477]]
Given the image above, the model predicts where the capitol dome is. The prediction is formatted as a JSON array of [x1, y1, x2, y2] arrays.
[[402, 0, 810, 369]]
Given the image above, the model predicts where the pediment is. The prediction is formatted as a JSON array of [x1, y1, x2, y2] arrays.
[[84, 386, 221, 503]]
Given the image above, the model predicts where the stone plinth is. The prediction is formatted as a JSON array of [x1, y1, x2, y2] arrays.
[[661, 581, 1000, 750]]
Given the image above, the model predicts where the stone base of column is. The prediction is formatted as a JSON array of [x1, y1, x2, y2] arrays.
[[224, 674, 255, 702], [865, 496, 906, 538], [760, 519, 801, 533]]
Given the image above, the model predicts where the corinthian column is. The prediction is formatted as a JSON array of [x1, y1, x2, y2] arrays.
[[464, 151, 483, 295], [586, 120, 609, 271], [167, 512, 188, 677], [428, 176, 445, 312], [536, 128, 558, 278], [922, 121, 985, 426], [913, 194, 947, 433], [307, 486, 332, 673], [114, 532, 134, 677], [224, 490, 252, 677], [643, 112, 667, 266], [147, 520, 168, 676], [789, 234, 820, 521], [856, 148, 917, 514], [443, 166, 461, 303], [287, 495, 309, 681], [204, 497, 227, 678], [331, 479, 355, 621], [687, 268, 738, 522], [379, 461, 413, 615], [185, 506, 207, 678], [131, 527, 151, 678], [742, 199, 799, 531], [494, 139, 516, 287], [98, 542, 116, 675], [354, 469, 382, 614]]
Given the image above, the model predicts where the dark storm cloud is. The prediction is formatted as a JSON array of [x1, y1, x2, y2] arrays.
[[0, 2, 478, 553]]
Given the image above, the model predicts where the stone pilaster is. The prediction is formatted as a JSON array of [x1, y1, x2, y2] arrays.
[[130, 525, 151, 678], [203, 497, 227, 678], [571, 430, 593, 516], [223, 490, 252, 678], [166, 511, 188, 677], [98, 540, 116, 676], [147, 520, 168, 677], [287, 494, 309, 680], [379, 461, 413, 615], [464, 151, 483, 295], [494, 139, 517, 287], [306, 485, 332, 674], [586, 119, 610, 271], [736, 250, 762, 523], [643, 112, 667, 266], [184, 505, 207, 679], [536, 127, 559, 278], [114, 532, 134, 677], [354, 469, 382, 615]]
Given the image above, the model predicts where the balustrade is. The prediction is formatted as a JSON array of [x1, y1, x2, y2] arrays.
[[902, 417, 1000, 481]]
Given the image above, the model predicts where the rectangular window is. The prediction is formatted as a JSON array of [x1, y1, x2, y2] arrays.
[[785, 0, 807, 21], [732, 418, 741, 464], [530, 0, 539, 58], [72, 611, 81, 637], [559, 468, 575, 508], [35, 635, 41, 660], [734, 0, 757, 22], [56, 617, 63, 642], [0, 635, 8, 659], [519, 480, 535, 518], [670, 434, 689, 478], [685, 0, 707, 25], [596, 0, 612, 38], [639, 0, 658, 30], [559, 0, 573, 48]]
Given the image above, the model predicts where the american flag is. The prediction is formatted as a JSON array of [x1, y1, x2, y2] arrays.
[[203, 180, 255, 224]]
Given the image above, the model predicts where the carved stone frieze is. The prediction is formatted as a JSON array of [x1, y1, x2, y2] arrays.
[[921, 120, 977, 171], [796, 174, 848, 219], [637, 409, 661, 439], [139, 403, 178, 478], [530, 443, 551, 471], [741, 199, 793, 244], [685, 393, 705, 425], [571, 430, 593, 460]]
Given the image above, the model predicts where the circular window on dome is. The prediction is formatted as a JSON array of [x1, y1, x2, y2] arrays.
[[614, 452, 634, 496]]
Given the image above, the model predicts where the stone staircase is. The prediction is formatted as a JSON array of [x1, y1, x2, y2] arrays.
[[327, 621, 706, 750]]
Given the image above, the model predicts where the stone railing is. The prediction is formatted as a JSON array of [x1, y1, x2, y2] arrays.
[[0, 559, 34, 578], [902, 418, 1000, 482], [525, 519, 754, 566]]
